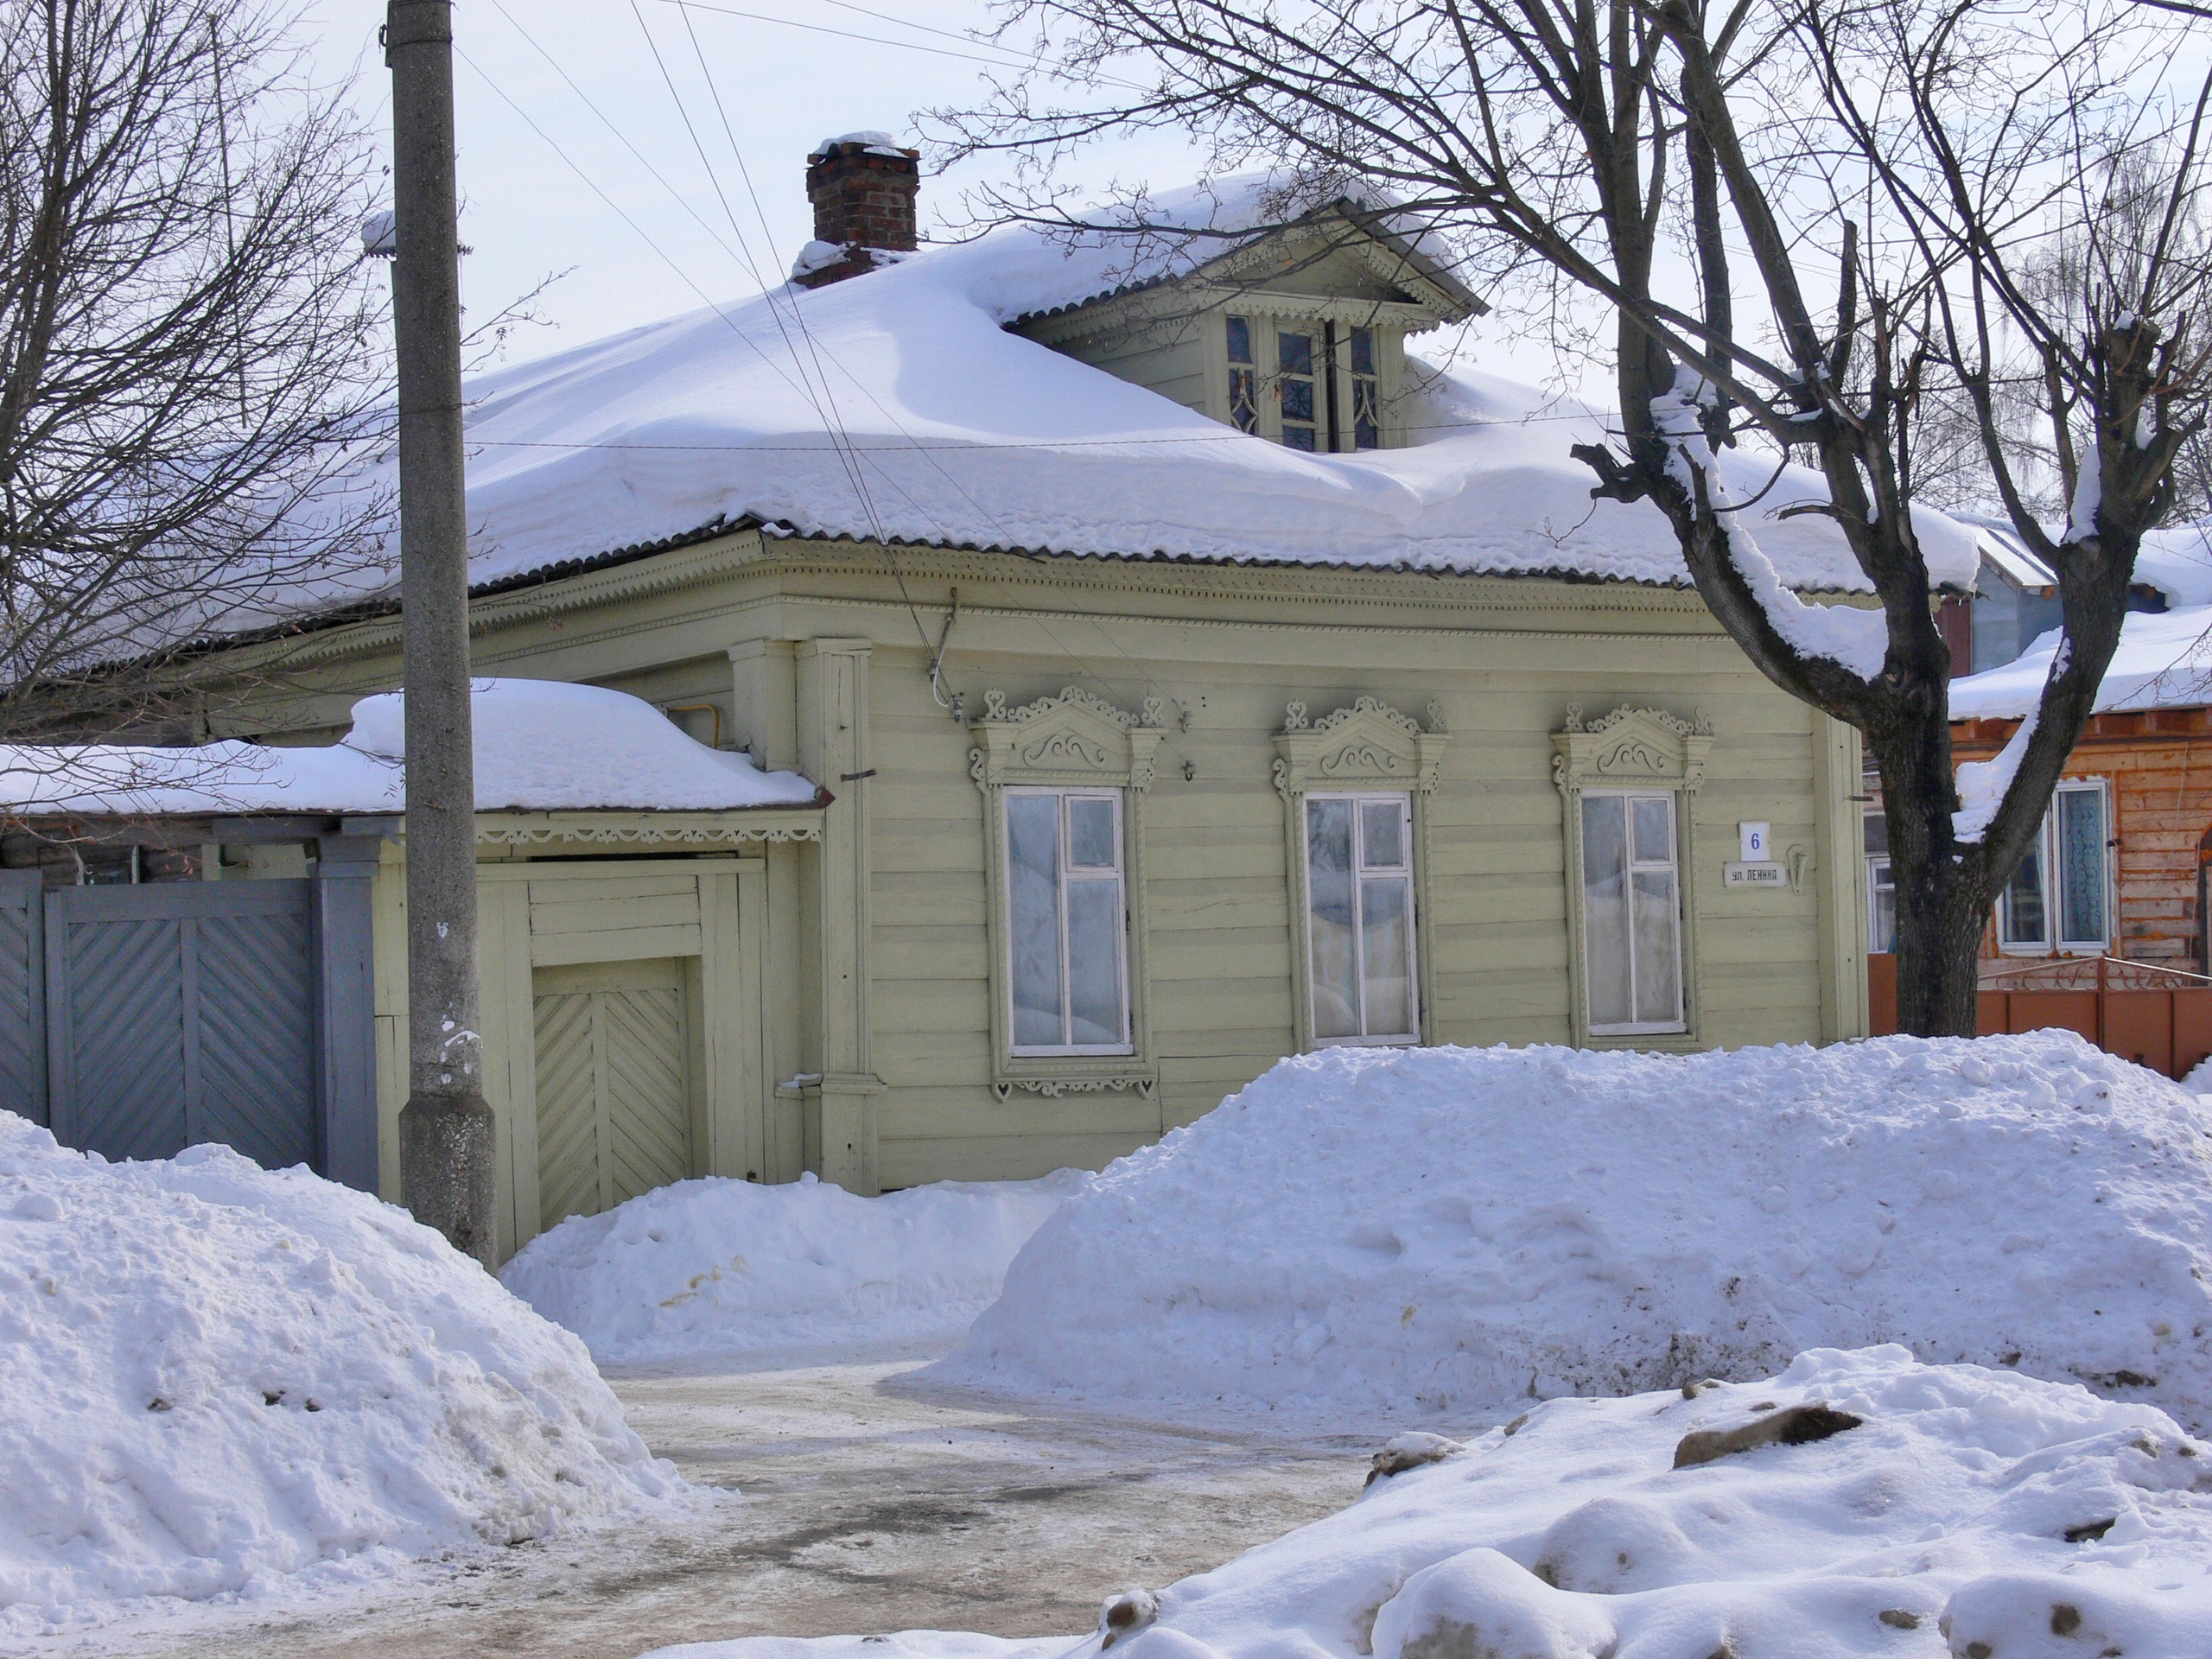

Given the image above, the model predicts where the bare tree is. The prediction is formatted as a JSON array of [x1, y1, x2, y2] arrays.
[[935, 0, 2212, 1034], [0, 0, 388, 753]]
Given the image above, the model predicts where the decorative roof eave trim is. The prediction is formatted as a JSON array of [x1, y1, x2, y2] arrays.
[[167, 514, 765, 676], [470, 804, 828, 847], [225, 520, 772, 671]]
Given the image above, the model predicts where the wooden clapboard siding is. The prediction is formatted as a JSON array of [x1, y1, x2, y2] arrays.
[[1953, 711, 2212, 968], [227, 527, 1864, 1195]]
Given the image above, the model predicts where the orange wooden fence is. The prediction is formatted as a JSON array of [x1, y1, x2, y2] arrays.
[[1867, 953, 2212, 1080]]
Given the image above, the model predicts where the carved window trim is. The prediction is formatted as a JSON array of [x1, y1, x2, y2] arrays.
[[971, 687, 1165, 1101], [1552, 705, 1714, 1049], [1274, 696, 1448, 1052]]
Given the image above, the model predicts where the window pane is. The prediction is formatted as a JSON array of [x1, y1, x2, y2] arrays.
[[1580, 796, 1631, 1028], [1307, 798, 1359, 1039], [1007, 795, 1063, 1046], [2003, 840, 2048, 945], [1361, 876, 1412, 1036], [1868, 857, 1896, 953], [1630, 796, 1673, 864], [1065, 877, 1126, 1046], [1281, 375, 1315, 424], [1068, 796, 1116, 868], [1230, 368, 1257, 433], [1631, 869, 1682, 1025], [1278, 330, 1313, 377], [1360, 799, 1404, 868], [1350, 326, 1376, 376], [1226, 315, 1252, 365], [1280, 424, 1317, 452], [1862, 810, 1889, 857], [2056, 788, 2107, 944]]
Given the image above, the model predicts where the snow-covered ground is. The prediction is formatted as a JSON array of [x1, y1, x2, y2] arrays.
[[501, 1170, 1090, 1366], [0, 1112, 693, 1637], [656, 1347, 2212, 1659], [933, 1034, 2212, 1431]]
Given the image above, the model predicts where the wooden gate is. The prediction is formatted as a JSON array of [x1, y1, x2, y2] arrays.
[[531, 957, 696, 1230], [45, 881, 318, 1169], [0, 870, 45, 1119]]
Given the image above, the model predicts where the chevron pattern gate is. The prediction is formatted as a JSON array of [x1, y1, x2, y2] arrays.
[[44, 881, 317, 1169], [533, 958, 693, 1231]]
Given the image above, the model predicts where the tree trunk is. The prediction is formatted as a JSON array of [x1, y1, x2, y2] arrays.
[[1866, 702, 1989, 1038]]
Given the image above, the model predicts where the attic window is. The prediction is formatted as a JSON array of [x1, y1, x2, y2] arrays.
[[1226, 316, 1258, 434], [1278, 328, 1319, 451], [1350, 327, 1380, 451]]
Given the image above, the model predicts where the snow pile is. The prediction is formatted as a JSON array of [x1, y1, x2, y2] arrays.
[[936, 1035, 2212, 1429], [501, 1169, 1090, 1365], [654, 1348, 2212, 1659], [0, 677, 819, 817], [0, 1113, 690, 1630], [245, 174, 1977, 626]]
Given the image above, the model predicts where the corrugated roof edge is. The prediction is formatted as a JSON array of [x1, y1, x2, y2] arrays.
[[758, 524, 1883, 593], [1001, 196, 1486, 329]]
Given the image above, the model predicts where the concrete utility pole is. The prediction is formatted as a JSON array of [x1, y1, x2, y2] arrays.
[[387, 0, 493, 1267]]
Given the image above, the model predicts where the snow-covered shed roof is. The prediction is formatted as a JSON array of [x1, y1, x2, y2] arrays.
[[250, 176, 1980, 632], [1950, 605, 2212, 721], [0, 679, 823, 817], [1970, 518, 2212, 608]]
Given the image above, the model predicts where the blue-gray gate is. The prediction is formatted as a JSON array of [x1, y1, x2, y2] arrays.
[[46, 881, 318, 1169], [0, 851, 378, 1187]]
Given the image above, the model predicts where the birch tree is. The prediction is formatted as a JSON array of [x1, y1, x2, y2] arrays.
[[938, 0, 2212, 1035]]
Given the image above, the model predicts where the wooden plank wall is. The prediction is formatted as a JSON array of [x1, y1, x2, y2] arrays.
[[862, 608, 1840, 1188], [1954, 712, 2212, 967]]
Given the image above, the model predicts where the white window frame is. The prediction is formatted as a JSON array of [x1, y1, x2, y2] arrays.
[[1300, 791, 1421, 1046], [1553, 706, 1712, 1048], [1999, 778, 2114, 955], [1274, 696, 1446, 1053], [970, 686, 1164, 1103], [1578, 789, 1688, 1037], [1003, 787, 1133, 1057], [1866, 853, 1896, 954]]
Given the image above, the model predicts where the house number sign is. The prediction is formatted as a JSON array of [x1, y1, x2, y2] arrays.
[[1726, 820, 1786, 887]]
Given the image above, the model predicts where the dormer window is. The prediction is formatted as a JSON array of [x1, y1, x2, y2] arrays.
[[1214, 314, 1397, 453], [1226, 315, 1259, 433], [1278, 327, 1320, 451], [1349, 327, 1380, 451]]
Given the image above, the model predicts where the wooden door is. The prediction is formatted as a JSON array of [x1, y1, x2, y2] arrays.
[[532, 957, 695, 1230]]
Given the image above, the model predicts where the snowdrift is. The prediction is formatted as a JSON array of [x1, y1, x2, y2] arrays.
[[0, 1113, 690, 1630], [652, 1348, 2212, 1659], [935, 1034, 2212, 1428], [502, 1169, 1088, 1365]]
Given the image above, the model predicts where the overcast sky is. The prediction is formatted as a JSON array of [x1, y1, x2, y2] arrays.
[[300, 0, 1551, 384]]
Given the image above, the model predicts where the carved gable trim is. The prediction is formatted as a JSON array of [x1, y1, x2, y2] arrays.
[[970, 686, 1166, 793], [1551, 705, 1713, 797], [1273, 696, 1447, 798]]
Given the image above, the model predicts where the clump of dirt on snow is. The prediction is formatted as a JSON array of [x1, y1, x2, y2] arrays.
[[934, 1033, 2212, 1427], [0, 1113, 691, 1631]]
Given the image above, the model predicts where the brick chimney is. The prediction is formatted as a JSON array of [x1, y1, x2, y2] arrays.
[[796, 133, 920, 289]]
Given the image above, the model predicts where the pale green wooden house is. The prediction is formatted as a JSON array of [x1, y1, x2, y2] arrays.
[[165, 149, 1973, 1260]]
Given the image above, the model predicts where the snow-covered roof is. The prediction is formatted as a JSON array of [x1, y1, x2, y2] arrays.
[[248, 175, 1980, 632], [0, 679, 822, 817], [1971, 518, 2212, 607], [1950, 604, 2212, 721]]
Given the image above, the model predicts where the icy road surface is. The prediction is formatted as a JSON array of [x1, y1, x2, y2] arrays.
[[46, 1342, 1367, 1659]]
